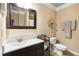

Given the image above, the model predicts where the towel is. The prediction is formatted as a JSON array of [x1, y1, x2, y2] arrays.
[[64, 21, 72, 38]]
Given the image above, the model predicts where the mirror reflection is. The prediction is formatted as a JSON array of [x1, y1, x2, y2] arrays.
[[7, 3, 36, 29]]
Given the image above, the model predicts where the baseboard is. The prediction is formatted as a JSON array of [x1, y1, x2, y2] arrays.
[[67, 49, 79, 56]]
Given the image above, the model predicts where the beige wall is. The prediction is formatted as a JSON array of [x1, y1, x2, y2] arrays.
[[56, 4, 79, 53], [6, 3, 56, 40]]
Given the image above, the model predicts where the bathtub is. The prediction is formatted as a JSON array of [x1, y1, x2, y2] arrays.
[[3, 37, 44, 54]]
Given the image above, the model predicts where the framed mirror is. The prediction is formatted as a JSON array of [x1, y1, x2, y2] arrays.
[[6, 3, 36, 29]]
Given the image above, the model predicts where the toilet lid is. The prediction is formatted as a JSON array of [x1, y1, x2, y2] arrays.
[[54, 44, 67, 51]]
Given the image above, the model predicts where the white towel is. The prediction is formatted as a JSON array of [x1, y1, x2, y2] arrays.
[[71, 20, 76, 30], [64, 21, 72, 38]]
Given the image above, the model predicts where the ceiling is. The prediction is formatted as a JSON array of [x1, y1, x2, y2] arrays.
[[43, 3, 75, 11], [51, 3, 65, 7]]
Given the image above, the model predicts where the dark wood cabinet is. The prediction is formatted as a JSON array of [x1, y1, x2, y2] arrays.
[[3, 42, 44, 56]]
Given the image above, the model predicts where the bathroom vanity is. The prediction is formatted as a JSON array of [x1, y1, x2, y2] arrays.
[[3, 38, 44, 56]]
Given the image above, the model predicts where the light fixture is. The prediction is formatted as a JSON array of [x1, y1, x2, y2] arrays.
[[17, 3, 32, 9]]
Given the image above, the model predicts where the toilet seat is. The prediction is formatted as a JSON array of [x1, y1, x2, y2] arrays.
[[54, 44, 67, 51]]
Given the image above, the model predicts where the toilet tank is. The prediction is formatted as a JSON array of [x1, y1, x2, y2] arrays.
[[50, 37, 56, 45]]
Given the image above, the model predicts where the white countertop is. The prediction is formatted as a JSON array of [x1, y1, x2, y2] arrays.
[[3, 38, 44, 54]]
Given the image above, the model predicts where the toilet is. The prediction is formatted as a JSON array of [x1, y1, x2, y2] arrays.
[[50, 37, 67, 55]]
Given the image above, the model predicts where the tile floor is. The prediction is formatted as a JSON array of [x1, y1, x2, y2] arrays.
[[50, 50, 75, 56]]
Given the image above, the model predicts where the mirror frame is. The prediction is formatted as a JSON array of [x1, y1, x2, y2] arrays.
[[6, 3, 37, 29]]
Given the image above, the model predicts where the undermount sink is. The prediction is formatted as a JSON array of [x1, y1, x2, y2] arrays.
[[17, 38, 23, 42]]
